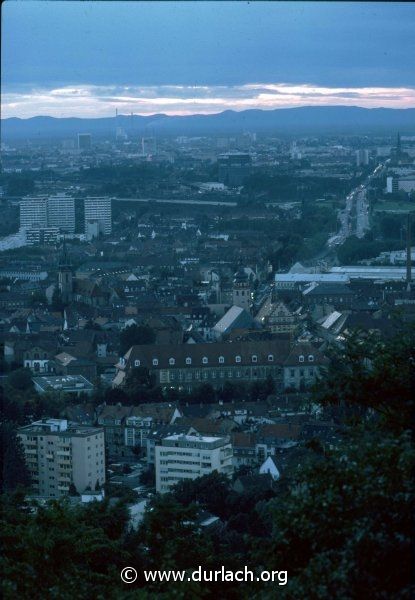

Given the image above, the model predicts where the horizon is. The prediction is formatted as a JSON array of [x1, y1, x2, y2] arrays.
[[3, 103, 415, 122]]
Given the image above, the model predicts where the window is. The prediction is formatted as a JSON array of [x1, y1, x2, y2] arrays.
[[268, 354, 274, 362], [169, 358, 175, 366], [235, 355, 241, 363], [308, 355, 314, 362], [218, 356, 225, 364], [134, 359, 140, 367], [252, 355, 258, 363], [299, 355, 305, 363], [152, 358, 159, 366], [202, 357, 208, 364], [290, 369, 295, 378], [186, 357, 192, 365]]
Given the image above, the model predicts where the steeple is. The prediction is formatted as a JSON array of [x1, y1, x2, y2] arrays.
[[59, 236, 72, 269], [58, 237, 73, 304]]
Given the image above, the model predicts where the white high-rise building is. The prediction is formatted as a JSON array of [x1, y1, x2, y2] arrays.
[[84, 197, 112, 235], [20, 195, 75, 235], [18, 419, 106, 498], [19, 197, 48, 229], [47, 194, 75, 233], [155, 434, 233, 494]]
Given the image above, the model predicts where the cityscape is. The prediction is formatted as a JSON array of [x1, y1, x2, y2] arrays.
[[1, 2, 414, 598]]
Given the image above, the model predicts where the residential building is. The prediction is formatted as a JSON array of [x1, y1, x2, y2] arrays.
[[84, 197, 112, 235], [20, 195, 75, 235], [155, 433, 233, 493], [20, 197, 48, 230], [47, 194, 75, 233], [25, 227, 60, 245], [17, 418, 105, 497]]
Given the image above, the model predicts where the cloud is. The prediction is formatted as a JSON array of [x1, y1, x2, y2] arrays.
[[2, 83, 415, 118]]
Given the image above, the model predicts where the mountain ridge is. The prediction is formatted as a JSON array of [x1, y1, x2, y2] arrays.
[[2, 106, 415, 139]]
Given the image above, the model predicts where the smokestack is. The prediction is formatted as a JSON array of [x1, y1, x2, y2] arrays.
[[406, 212, 412, 292]]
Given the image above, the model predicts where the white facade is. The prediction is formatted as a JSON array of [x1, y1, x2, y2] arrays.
[[20, 197, 48, 229], [84, 197, 112, 235], [47, 194, 75, 233], [18, 419, 105, 497], [20, 195, 75, 234], [155, 434, 233, 493]]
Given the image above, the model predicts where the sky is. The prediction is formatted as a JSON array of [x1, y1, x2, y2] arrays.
[[2, 1, 415, 118]]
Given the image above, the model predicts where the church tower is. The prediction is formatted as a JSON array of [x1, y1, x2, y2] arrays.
[[58, 238, 73, 304], [232, 267, 251, 312]]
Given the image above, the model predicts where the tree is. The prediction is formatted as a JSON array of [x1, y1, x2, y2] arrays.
[[0, 423, 30, 494], [138, 494, 214, 575], [120, 324, 156, 354], [255, 429, 413, 599], [314, 327, 415, 431], [0, 498, 133, 599], [6, 368, 34, 392]]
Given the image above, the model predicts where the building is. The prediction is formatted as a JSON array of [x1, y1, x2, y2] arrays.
[[58, 240, 74, 304], [355, 149, 370, 167], [213, 305, 254, 340], [255, 296, 298, 334], [84, 197, 112, 235], [20, 195, 75, 238], [47, 194, 75, 233], [232, 268, 252, 311], [155, 433, 233, 493], [20, 197, 48, 229], [283, 343, 329, 391], [217, 153, 252, 186], [23, 343, 56, 373], [275, 273, 350, 289], [32, 375, 94, 396], [386, 176, 399, 194], [25, 227, 60, 245], [17, 418, 105, 497], [114, 339, 292, 393], [77, 133, 92, 150]]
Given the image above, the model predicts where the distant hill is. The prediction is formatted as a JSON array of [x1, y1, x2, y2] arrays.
[[2, 106, 415, 140]]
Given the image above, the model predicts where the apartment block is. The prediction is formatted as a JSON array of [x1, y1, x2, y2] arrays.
[[18, 419, 105, 497], [155, 433, 233, 493], [20, 197, 48, 229], [84, 197, 112, 235], [20, 194, 75, 235], [47, 194, 75, 233]]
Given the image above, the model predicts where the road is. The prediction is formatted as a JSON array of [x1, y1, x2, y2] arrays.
[[327, 163, 383, 248]]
